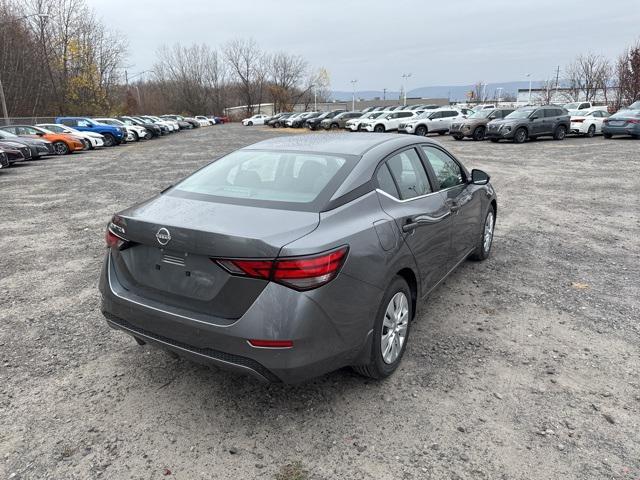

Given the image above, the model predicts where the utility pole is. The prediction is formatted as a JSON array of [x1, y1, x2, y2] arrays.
[[554, 65, 560, 102], [401, 73, 412, 106], [526, 73, 532, 105], [350, 79, 357, 111], [382, 88, 387, 101], [0, 77, 8, 126]]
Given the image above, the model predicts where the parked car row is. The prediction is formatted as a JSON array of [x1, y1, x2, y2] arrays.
[[240, 100, 640, 143], [0, 113, 221, 171]]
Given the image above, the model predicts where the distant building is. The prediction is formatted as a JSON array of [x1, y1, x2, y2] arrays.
[[516, 87, 617, 106]]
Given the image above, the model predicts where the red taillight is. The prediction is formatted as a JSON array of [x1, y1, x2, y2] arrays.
[[628, 119, 640, 124], [572, 118, 584, 123], [248, 339, 294, 348], [215, 246, 349, 291], [106, 228, 122, 248]]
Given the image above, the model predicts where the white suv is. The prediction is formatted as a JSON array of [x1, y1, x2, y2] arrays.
[[361, 110, 419, 132], [399, 108, 469, 136], [345, 111, 387, 131]]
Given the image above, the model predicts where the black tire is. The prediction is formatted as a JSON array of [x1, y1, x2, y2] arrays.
[[247, 121, 253, 126], [513, 127, 527, 144], [415, 125, 427, 136], [352, 276, 412, 379], [52, 141, 69, 155], [586, 124, 596, 138], [469, 205, 496, 261], [603, 133, 612, 139], [144, 131, 153, 140], [553, 125, 566, 140], [472, 126, 486, 141], [132, 131, 139, 142], [452, 134, 463, 140], [330, 122, 339, 130], [437, 131, 446, 136], [490, 138, 499, 143], [374, 124, 385, 133], [274, 122, 281, 128], [102, 133, 116, 147]]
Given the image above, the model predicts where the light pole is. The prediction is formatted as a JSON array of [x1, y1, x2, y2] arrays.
[[350, 79, 357, 111], [526, 73, 532, 105], [496, 87, 503, 104], [401, 73, 412, 106], [0, 13, 49, 125]]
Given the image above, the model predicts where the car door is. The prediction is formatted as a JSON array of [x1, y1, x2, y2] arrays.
[[391, 112, 413, 130], [439, 111, 457, 131], [529, 109, 547, 135], [375, 147, 452, 292], [420, 145, 482, 269]]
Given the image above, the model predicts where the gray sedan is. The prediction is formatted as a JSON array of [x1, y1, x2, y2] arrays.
[[100, 134, 497, 383]]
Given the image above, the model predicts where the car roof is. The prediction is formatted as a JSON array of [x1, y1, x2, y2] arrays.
[[242, 133, 437, 156]]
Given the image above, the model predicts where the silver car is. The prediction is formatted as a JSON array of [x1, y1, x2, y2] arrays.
[[100, 134, 497, 383]]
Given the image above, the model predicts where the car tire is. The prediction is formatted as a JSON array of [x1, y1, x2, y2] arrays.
[[472, 126, 486, 141], [452, 134, 463, 140], [144, 131, 153, 140], [438, 131, 446, 136], [415, 125, 428, 136], [274, 122, 280, 128], [102, 133, 116, 147], [603, 133, 612, 139], [330, 123, 339, 130], [374, 124, 385, 133], [352, 276, 412, 380], [513, 127, 527, 144], [553, 125, 567, 140], [490, 138, 499, 143], [53, 141, 69, 155], [469, 205, 496, 261], [248, 121, 253, 126], [586, 124, 596, 138], [132, 131, 139, 142]]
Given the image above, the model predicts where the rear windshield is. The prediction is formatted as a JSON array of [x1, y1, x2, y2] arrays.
[[174, 150, 353, 210]]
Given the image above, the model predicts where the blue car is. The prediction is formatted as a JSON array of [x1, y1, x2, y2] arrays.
[[602, 101, 640, 139], [55, 117, 126, 147]]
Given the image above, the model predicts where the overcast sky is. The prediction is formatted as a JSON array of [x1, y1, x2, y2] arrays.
[[88, 0, 639, 91]]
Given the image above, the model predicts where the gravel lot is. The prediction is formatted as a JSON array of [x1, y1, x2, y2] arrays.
[[1, 124, 639, 480]]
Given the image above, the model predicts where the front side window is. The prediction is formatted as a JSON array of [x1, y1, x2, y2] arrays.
[[386, 149, 431, 200], [421, 146, 464, 190], [175, 150, 348, 205]]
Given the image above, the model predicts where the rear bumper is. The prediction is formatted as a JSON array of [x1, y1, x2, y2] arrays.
[[602, 124, 640, 137], [99, 253, 376, 383]]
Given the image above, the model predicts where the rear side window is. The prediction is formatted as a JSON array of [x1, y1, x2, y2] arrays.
[[175, 150, 348, 205], [421, 146, 465, 190], [60, 119, 77, 127], [376, 164, 399, 198], [385, 149, 431, 200]]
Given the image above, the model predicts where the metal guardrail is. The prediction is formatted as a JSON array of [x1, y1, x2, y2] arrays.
[[2, 117, 57, 126]]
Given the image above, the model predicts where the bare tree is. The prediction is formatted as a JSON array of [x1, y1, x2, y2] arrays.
[[223, 38, 264, 114], [565, 53, 611, 103], [615, 41, 640, 108]]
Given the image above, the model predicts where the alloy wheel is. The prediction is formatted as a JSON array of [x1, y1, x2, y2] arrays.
[[483, 211, 494, 253], [381, 292, 409, 364], [53, 141, 68, 155]]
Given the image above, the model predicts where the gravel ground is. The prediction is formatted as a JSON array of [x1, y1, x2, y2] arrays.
[[1, 124, 639, 480]]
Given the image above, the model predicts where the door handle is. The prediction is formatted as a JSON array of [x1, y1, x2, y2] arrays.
[[402, 211, 451, 232]]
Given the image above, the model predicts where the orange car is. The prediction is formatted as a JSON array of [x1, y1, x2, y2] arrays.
[[1, 125, 86, 155]]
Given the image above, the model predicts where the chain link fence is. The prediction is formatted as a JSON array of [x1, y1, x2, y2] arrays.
[[2, 117, 57, 126]]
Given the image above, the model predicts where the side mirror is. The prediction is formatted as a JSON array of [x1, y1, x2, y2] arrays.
[[471, 169, 490, 185], [530, 115, 538, 121]]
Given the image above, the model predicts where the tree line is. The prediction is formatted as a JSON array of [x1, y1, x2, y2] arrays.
[[1, 0, 639, 118], [0, 0, 330, 119]]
